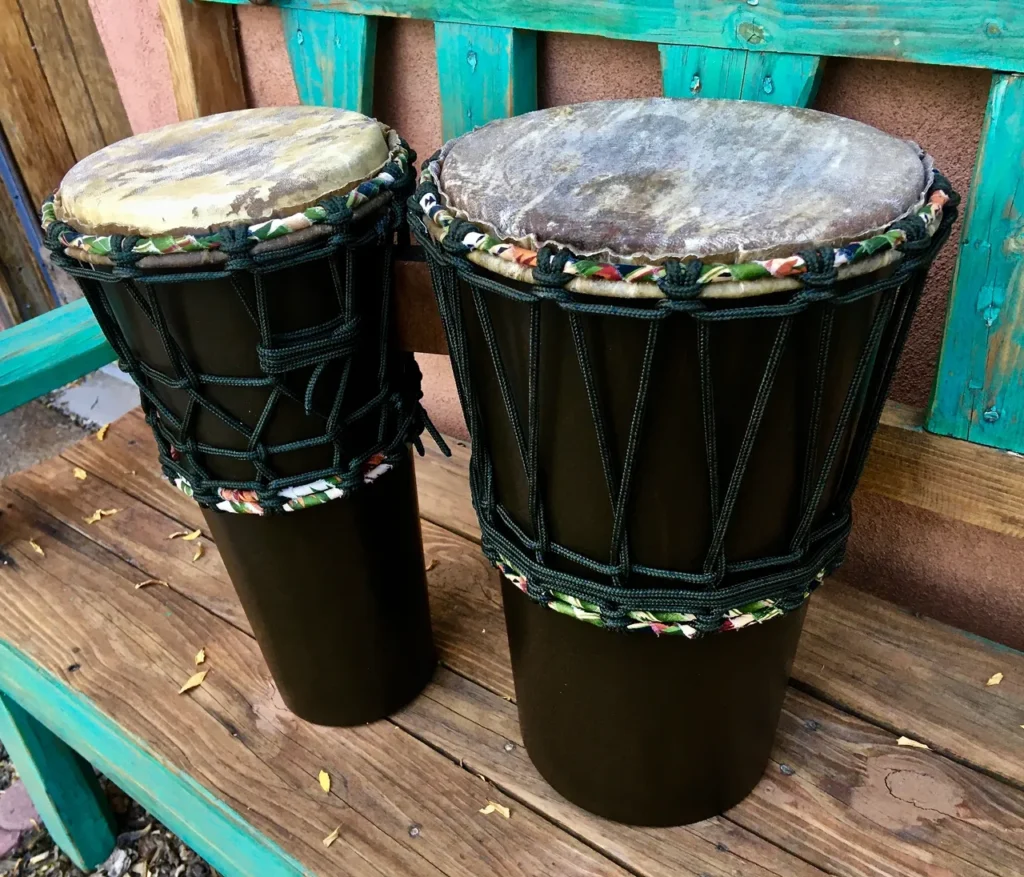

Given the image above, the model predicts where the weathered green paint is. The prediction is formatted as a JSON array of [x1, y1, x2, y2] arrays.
[[0, 643, 308, 877], [0, 691, 115, 870], [282, 8, 377, 113], [0, 299, 115, 417], [927, 73, 1024, 452], [202, 0, 1024, 74], [434, 22, 537, 141], [660, 45, 822, 105]]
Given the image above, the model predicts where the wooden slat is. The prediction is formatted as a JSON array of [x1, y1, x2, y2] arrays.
[[659, 46, 823, 106], [434, 22, 536, 141], [0, 298, 113, 415], [201, 0, 1024, 74], [0, 486, 632, 877], [282, 8, 377, 113], [159, 0, 246, 121], [0, 0, 76, 208], [32, 412, 1024, 876], [927, 73, 1024, 454], [52, 0, 132, 145], [16, 0, 109, 161], [0, 152, 53, 324]]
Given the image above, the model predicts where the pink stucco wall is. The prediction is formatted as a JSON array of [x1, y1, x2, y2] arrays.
[[89, 2, 1024, 648]]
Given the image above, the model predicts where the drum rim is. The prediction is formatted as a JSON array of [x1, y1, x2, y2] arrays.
[[412, 148, 952, 302], [41, 127, 414, 272]]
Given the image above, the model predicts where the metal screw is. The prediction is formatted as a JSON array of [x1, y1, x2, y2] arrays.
[[762, 76, 774, 95], [690, 74, 702, 95], [983, 407, 1001, 423], [408, 824, 421, 838], [503, 741, 515, 753], [779, 764, 796, 776]]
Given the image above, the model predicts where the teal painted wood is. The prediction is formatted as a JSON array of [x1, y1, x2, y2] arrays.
[[659, 45, 822, 105], [927, 73, 1024, 452], [202, 0, 1024, 74], [434, 23, 537, 141], [0, 299, 115, 417], [0, 691, 115, 870], [282, 8, 377, 113], [0, 643, 308, 877]]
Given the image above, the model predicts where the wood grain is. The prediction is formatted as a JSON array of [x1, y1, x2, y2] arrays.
[[159, 0, 246, 120], [0, 489, 628, 877], [928, 73, 1024, 453], [0, 0, 76, 208], [202, 0, 1024, 74], [0, 157, 51, 324]]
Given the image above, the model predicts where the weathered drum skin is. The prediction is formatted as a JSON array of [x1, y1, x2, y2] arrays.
[[421, 98, 949, 824], [50, 108, 436, 726]]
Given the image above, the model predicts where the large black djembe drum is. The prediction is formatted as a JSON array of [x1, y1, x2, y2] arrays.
[[412, 98, 957, 825], [44, 107, 445, 726]]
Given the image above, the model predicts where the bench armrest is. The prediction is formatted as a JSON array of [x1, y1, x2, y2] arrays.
[[0, 299, 115, 416]]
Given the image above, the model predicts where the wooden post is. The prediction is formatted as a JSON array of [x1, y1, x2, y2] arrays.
[[159, 0, 247, 120], [0, 690, 115, 871], [927, 74, 1024, 452], [660, 46, 823, 106], [434, 23, 537, 141], [282, 9, 378, 113]]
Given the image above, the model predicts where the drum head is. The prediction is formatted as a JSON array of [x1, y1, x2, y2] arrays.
[[53, 106, 392, 237], [437, 98, 932, 264]]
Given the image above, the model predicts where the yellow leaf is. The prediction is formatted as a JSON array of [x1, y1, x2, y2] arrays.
[[478, 801, 510, 818], [195, 648, 206, 665], [178, 670, 208, 694], [192, 543, 204, 562], [318, 770, 331, 793], [73, 467, 87, 481], [181, 529, 202, 542], [896, 736, 929, 750], [96, 423, 110, 441], [167, 530, 191, 539], [29, 539, 44, 557], [84, 508, 117, 525], [135, 579, 168, 590], [322, 826, 340, 848], [425, 558, 438, 572], [987, 672, 1004, 687]]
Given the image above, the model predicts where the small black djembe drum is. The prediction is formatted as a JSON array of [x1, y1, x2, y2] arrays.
[[44, 107, 445, 726], [412, 98, 957, 825]]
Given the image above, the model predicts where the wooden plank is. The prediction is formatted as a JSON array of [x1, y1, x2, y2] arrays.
[[0, 298, 114, 416], [434, 22, 536, 141], [282, 8, 377, 113], [0, 155, 53, 323], [158, 0, 246, 121], [0, 489, 630, 877], [52, 0, 132, 145], [16, 0, 108, 161], [927, 73, 1024, 453], [0, 0, 76, 208], [659, 46, 822, 106], [201, 0, 1024, 74], [0, 689, 115, 870]]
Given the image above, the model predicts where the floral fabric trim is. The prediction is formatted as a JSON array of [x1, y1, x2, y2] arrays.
[[42, 139, 412, 259], [172, 454, 391, 515], [496, 556, 820, 637], [416, 157, 949, 289]]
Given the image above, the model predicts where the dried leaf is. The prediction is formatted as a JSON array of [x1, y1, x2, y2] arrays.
[[84, 508, 117, 524], [478, 801, 510, 818], [135, 579, 168, 590], [322, 826, 340, 848], [181, 529, 202, 542], [167, 530, 191, 539], [178, 670, 208, 694], [318, 770, 331, 793], [195, 648, 206, 665], [192, 543, 204, 562], [73, 467, 87, 481], [987, 672, 1004, 687], [96, 423, 110, 441], [29, 539, 44, 557], [425, 557, 438, 572], [896, 736, 929, 750]]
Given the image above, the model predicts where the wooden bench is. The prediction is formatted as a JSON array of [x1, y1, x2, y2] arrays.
[[2, 410, 1024, 875]]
